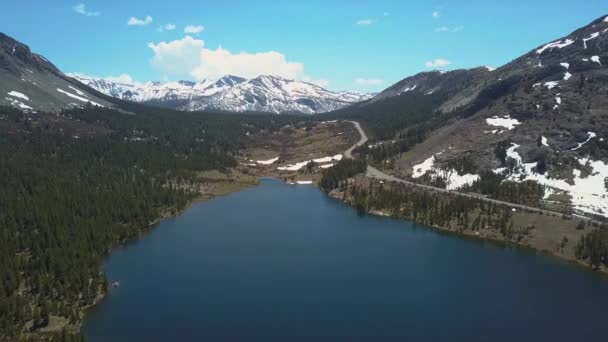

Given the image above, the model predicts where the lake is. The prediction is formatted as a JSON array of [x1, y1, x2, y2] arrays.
[[84, 178, 608, 341]]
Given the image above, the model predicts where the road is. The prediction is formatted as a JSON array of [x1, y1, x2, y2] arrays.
[[343, 121, 601, 224], [344, 121, 368, 159]]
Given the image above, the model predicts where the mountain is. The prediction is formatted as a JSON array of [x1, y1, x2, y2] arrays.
[[71, 73, 371, 114], [324, 15, 608, 219], [0, 33, 113, 111]]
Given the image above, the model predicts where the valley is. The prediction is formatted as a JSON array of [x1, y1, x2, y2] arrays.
[[2, 7, 608, 342]]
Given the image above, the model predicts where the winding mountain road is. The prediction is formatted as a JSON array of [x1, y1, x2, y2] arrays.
[[343, 121, 601, 224], [344, 121, 368, 159]]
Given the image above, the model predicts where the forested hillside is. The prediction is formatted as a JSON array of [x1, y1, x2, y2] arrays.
[[0, 104, 303, 341]]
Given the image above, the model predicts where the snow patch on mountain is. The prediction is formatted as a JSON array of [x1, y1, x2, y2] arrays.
[[485, 116, 521, 130], [583, 32, 600, 49], [496, 143, 608, 217], [71, 74, 370, 114], [57, 88, 104, 107], [7, 91, 29, 101], [536, 39, 575, 54], [411, 154, 480, 190]]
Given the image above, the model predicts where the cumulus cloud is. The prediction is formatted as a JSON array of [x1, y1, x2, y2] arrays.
[[425, 58, 451, 68], [128, 15, 153, 26], [147, 36, 306, 81], [432, 11, 441, 19], [73, 3, 100, 17], [147, 36, 205, 78], [355, 78, 384, 85], [158, 23, 176, 32], [184, 25, 204, 34], [356, 19, 375, 25]]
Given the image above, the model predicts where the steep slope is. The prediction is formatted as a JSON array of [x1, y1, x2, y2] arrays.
[[73, 74, 370, 114], [0, 33, 113, 111], [327, 15, 608, 219]]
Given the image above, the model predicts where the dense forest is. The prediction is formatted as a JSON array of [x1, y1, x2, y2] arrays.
[[0, 104, 303, 341], [316, 93, 447, 140]]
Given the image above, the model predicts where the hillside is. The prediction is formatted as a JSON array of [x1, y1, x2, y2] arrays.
[[322, 15, 608, 220], [0, 33, 113, 112]]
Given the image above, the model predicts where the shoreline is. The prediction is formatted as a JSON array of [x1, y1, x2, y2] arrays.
[[327, 187, 608, 276], [75, 172, 260, 336], [77, 172, 607, 337]]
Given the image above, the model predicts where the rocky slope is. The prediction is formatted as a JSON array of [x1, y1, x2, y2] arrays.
[[336, 15, 608, 219], [0, 33, 113, 111], [71, 73, 371, 114]]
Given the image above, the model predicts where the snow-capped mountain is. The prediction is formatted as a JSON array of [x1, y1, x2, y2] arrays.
[[70, 74, 371, 114]]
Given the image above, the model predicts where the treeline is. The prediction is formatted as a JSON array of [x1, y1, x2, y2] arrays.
[[319, 159, 367, 192], [463, 171, 545, 207], [343, 180, 527, 240], [317, 93, 445, 140], [576, 228, 608, 269], [0, 105, 303, 341]]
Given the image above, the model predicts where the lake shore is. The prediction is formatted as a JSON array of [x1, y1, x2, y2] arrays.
[[48, 170, 261, 337], [326, 180, 608, 276]]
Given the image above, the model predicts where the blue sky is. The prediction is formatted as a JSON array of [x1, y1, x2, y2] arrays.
[[3, 0, 607, 92]]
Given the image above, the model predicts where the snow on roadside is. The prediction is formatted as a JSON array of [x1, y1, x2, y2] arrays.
[[412, 156, 436, 178], [485, 116, 521, 130], [591, 56, 601, 65], [412, 155, 480, 190], [496, 143, 608, 218]]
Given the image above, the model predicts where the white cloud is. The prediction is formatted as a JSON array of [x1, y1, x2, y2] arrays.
[[158, 23, 176, 32], [147, 36, 205, 78], [147, 36, 306, 81], [184, 25, 204, 34], [432, 11, 441, 19], [128, 15, 153, 26], [355, 78, 384, 85], [73, 3, 100, 17], [104, 74, 137, 84], [435, 25, 463, 33], [356, 19, 374, 25], [425, 58, 452, 68]]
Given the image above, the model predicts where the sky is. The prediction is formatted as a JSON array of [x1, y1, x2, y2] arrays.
[[3, 0, 607, 92]]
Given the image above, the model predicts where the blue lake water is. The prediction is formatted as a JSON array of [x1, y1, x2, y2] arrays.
[[84, 178, 608, 341]]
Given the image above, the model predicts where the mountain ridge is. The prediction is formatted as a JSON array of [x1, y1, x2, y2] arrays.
[[323, 14, 608, 219], [70, 73, 371, 114]]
